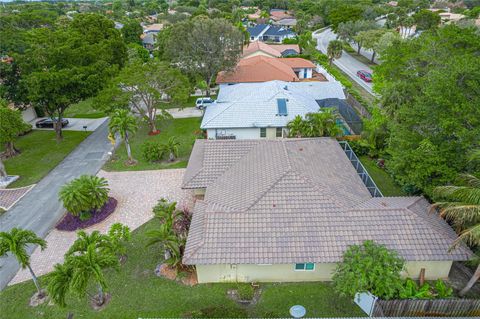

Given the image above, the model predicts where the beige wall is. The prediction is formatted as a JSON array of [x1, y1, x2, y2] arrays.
[[196, 261, 453, 283], [243, 51, 277, 59]]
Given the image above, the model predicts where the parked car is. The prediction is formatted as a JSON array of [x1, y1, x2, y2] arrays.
[[356, 70, 372, 82], [195, 97, 214, 109], [35, 118, 69, 128]]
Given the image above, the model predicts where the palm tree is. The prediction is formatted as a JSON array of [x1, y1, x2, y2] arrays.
[[107, 223, 131, 261], [163, 137, 180, 162], [433, 174, 480, 296], [48, 243, 119, 307], [0, 228, 47, 297], [287, 115, 306, 138], [109, 109, 137, 164], [327, 40, 343, 65], [146, 226, 183, 268], [65, 230, 112, 257], [305, 108, 341, 137]]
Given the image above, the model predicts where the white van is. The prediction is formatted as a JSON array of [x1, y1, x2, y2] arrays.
[[195, 97, 214, 110]]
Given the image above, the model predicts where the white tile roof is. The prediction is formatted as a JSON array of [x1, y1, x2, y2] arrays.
[[201, 81, 345, 129]]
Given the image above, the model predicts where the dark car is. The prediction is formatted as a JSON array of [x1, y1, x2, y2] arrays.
[[35, 118, 69, 128], [356, 70, 373, 82]]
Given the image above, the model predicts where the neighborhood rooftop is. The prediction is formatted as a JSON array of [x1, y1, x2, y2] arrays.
[[182, 139, 472, 265], [200, 80, 346, 130]]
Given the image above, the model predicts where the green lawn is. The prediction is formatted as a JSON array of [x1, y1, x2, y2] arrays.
[[103, 117, 202, 171], [2, 131, 91, 188], [0, 219, 364, 318], [64, 98, 107, 119], [359, 155, 405, 196]]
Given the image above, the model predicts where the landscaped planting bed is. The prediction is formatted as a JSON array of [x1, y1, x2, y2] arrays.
[[56, 197, 118, 231]]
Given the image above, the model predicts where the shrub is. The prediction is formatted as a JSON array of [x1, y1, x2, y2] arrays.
[[142, 141, 164, 162], [399, 278, 433, 299], [59, 175, 109, 220], [434, 279, 453, 298], [236, 283, 254, 300], [332, 240, 404, 300]]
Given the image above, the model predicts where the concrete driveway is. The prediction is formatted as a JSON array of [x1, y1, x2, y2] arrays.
[[314, 28, 374, 96], [31, 117, 108, 132]]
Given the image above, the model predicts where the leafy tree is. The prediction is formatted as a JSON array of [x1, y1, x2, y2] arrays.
[[163, 137, 181, 162], [59, 175, 110, 220], [374, 26, 480, 196], [332, 240, 405, 299], [0, 101, 30, 158], [109, 109, 138, 164], [433, 174, 480, 296], [413, 9, 441, 31], [17, 13, 127, 141], [327, 40, 343, 65], [328, 4, 363, 31], [287, 109, 341, 138], [337, 20, 378, 54], [354, 29, 385, 62], [122, 20, 143, 44], [0, 228, 47, 297], [374, 31, 402, 56], [102, 60, 189, 134], [166, 18, 243, 96]]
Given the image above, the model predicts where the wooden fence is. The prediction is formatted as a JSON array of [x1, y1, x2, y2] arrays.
[[372, 298, 480, 317]]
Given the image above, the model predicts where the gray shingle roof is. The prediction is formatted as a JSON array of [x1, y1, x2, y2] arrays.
[[182, 139, 472, 265]]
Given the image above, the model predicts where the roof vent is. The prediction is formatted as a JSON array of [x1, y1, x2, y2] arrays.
[[284, 85, 288, 90], [277, 98, 288, 116]]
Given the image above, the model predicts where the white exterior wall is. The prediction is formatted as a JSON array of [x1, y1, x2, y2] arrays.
[[206, 127, 286, 140], [21, 107, 37, 123], [195, 261, 454, 283], [294, 68, 313, 79]]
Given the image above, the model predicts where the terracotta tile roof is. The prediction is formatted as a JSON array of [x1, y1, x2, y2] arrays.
[[216, 56, 298, 83], [182, 139, 472, 265], [216, 56, 316, 84], [279, 58, 316, 69]]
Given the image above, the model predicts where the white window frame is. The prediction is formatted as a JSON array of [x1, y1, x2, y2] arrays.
[[294, 263, 315, 271]]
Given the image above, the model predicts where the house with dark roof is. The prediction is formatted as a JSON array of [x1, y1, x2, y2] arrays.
[[182, 138, 471, 283], [247, 24, 296, 43]]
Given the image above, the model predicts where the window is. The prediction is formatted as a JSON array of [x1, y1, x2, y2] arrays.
[[277, 98, 288, 116], [276, 127, 283, 138], [294, 263, 315, 271], [260, 128, 266, 138]]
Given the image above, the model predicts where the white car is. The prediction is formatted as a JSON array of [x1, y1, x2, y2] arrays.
[[195, 97, 214, 110]]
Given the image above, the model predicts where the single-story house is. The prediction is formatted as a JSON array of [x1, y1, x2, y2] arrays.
[[201, 80, 346, 140], [273, 18, 297, 28], [142, 32, 156, 50], [216, 56, 316, 84], [269, 9, 294, 21], [143, 23, 163, 34], [247, 24, 296, 43], [182, 138, 471, 283], [242, 41, 300, 58]]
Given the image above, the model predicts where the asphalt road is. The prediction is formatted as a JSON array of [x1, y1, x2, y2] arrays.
[[313, 28, 374, 95], [0, 120, 116, 290]]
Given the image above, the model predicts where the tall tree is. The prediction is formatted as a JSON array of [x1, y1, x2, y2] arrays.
[[109, 109, 138, 164], [166, 18, 243, 96], [355, 29, 386, 63], [327, 40, 343, 65], [413, 9, 441, 31], [102, 61, 189, 134], [374, 25, 480, 195], [433, 174, 480, 296], [121, 20, 143, 44], [0, 228, 47, 297], [18, 13, 127, 141], [0, 101, 29, 158]]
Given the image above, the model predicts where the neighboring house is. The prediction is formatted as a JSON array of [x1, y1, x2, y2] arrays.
[[201, 80, 346, 140], [181, 138, 472, 283], [438, 12, 466, 24], [269, 9, 293, 21], [142, 33, 156, 50], [272, 18, 297, 28], [247, 24, 296, 42], [114, 21, 124, 30], [216, 56, 316, 84], [242, 41, 300, 58], [143, 23, 163, 34]]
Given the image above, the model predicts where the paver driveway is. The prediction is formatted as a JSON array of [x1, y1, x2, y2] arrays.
[[10, 169, 188, 285]]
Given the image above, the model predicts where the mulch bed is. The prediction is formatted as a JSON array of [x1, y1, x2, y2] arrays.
[[56, 197, 118, 231]]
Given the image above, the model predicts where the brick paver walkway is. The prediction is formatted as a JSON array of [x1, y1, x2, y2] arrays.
[[10, 169, 188, 284], [0, 185, 35, 210]]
